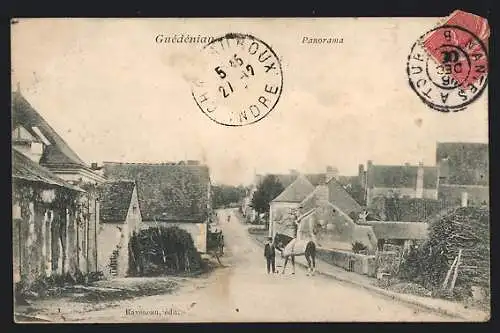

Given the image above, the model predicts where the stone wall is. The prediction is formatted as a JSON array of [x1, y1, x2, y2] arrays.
[[316, 248, 377, 277]]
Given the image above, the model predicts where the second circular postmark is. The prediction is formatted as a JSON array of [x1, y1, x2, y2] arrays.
[[191, 33, 283, 126], [406, 24, 488, 112]]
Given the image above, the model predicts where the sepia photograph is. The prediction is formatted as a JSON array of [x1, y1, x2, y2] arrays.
[[11, 13, 490, 323]]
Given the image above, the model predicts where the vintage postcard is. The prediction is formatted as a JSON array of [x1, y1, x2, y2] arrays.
[[11, 13, 490, 323]]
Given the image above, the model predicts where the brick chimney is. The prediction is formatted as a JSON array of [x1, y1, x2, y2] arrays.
[[366, 160, 373, 188], [358, 164, 365, 187], [326, 165, 338, 182], [415, 161, 424, 199], [365, 160, 374, 207]]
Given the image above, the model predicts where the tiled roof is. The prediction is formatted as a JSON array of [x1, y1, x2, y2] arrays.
[[258, 173, 327, 189], [304, 173, 328, 186], [336, 175, 360, 187], [12, 92, 88, 168], [327, 178, 362, 214], [12, 148, 83, 192], [272, 175, 316, 203], [436, 142, 489, 186], [98, 180, 136, 222], [368, 164, 438, 189], [366, 221, 429, 240], [103, 162, 210, 222]]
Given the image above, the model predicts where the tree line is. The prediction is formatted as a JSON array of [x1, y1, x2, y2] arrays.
[[211, 184, 248, 209]]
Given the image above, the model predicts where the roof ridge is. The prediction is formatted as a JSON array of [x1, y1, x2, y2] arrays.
[[13, 93, 88, 167], [103, 179, 136, 183], [103, 161, 207, 167]]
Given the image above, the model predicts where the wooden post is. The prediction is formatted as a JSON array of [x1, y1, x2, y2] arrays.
[[76, 211, 80, 272], [442, 255, 458, 289], [95, 200, 99, 272], [449, 249, 462, 292], [46, 210, 52, 276], [27, 202, 36, 282], [62, 208, 70, 275], [41, 209, 47, 275], [86, 199, 91, 274]]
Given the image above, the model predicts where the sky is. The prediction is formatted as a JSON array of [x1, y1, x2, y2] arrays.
[[11, 18, 488, 186]]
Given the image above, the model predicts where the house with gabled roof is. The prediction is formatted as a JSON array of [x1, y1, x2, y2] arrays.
[[293, 177, 377, 252], [269, 174, 318, 237], [364, 160, 439, 208], [436, 142, 489, 206], [12, 149, 86, 284], [12, 91, 106, 186], [268, 167, 340, 237], [97, 180, 142, 277], [365, 221, 429, 251], [102, 161, 211, 253], [12, 91, 103, 288]]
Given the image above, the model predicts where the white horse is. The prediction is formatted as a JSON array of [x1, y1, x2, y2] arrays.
[[276, 237, 317, 276]]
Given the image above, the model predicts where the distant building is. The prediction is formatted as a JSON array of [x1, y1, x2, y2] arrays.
[[269, 170, 332, 238], [103, 161, 212, 253], [363, 160, 438, 208], [296, 178, 372, 251], [365, 221, 429, 251], [436, 142, 489, 206]]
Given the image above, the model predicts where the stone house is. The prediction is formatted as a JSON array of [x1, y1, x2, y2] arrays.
[[12, 91, 107, 186], [269, 173, 329, 238], [363, 160, 439, 208], [296, 178, 377, 252], [102, 161, 212, 253], [12, 91, 104, 285], [97, 180, 142, 278], [436, 142, 489, 207], [12, 149, 86, 285], [365, 221, 429, 251]]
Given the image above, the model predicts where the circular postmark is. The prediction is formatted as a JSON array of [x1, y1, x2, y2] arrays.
[[191, 33, 283, 126], [407, 25, 488, 112]]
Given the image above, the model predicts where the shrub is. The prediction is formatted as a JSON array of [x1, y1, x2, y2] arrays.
[[128, 226, 202, 276], [14, 270, 105, 299]]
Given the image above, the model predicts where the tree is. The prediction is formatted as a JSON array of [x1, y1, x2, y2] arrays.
[[250, 175, 284, 216], [211, 184, 247, 208]]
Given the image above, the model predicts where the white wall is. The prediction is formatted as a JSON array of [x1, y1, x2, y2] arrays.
[[125, 186, 142, 234], [269, 201, 300, 238], [97, 223, 123, 278]]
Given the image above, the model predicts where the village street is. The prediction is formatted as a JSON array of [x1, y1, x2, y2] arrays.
[[41, 208, 456, 323]]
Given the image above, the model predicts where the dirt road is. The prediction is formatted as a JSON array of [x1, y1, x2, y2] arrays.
[[54, 208, 455, 322]]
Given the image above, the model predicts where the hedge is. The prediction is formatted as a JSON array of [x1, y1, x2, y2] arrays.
[[128, 226, 202, 276]]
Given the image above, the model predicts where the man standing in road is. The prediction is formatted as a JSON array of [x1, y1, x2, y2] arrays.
[[264, 237, 276, 274]]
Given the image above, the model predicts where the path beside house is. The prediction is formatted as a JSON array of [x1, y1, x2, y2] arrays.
[[248, 217, 489, 322]]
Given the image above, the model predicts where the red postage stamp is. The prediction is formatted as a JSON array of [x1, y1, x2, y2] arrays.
[[407, 10, 489, 112]]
